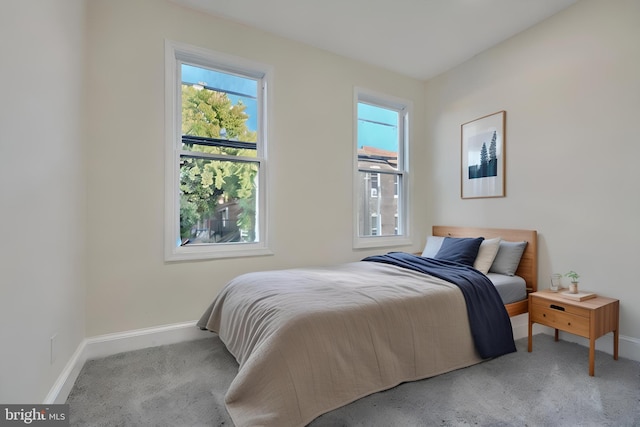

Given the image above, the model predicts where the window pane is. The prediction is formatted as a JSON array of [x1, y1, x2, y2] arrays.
[[357, 171, 400, 237], [181, 64, 258, 144], [179, 156, 258, 245], [357, 103, 399, 172]]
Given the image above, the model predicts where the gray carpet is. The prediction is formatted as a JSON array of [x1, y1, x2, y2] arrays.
[[67, 334, 640, 426]]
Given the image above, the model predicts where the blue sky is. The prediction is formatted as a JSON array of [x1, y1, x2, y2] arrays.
[[182, 64, 258, 131], [357, 103, 399, 152]]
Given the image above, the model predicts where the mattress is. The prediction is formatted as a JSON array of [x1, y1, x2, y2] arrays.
[[487, 273, 527, 304]]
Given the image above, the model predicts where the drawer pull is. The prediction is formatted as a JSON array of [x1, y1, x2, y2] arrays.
[[550, 304, 565, 311]]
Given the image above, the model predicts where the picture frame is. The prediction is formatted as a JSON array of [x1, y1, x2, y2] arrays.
[[461, 111, 506, 199]]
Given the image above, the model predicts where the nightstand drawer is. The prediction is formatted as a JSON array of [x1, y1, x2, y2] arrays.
[[530, 306, 589, 337], [530, 297, 590, 318]]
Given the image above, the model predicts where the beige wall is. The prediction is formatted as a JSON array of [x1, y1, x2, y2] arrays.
[[425, 0, 640, 342], [0, 0, 87, 402], [84, 0, 427, 336]]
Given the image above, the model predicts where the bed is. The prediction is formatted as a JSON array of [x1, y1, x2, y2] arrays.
[[197, 226, 538, 427]]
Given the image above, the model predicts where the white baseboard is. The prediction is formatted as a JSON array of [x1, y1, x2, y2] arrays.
[[82, 320, 210, 361], [513, 314, 640, 363], [552, 329, 640, 362], [45, 321, 211, 404], [44, 339, 87, 405]]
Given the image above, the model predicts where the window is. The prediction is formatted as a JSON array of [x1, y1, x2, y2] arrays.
[[394, 175, 399, 198], [370, 173, 379, 198], [354, 89, 411, 249], [370, 213, 379, 236], [165, 41, 271, 260]]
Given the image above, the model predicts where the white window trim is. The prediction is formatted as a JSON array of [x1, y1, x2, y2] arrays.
[[353, 87, 412, 249], [164, 40, 273, 261]]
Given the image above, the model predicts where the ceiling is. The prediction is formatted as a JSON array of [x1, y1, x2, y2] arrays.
[[171, 0, 578, 80]]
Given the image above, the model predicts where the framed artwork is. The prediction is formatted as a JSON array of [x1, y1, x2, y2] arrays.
[[461, 111, 505, 199]]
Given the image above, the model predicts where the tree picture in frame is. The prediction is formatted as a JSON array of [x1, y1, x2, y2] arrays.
[[461, 111, 505, 199]]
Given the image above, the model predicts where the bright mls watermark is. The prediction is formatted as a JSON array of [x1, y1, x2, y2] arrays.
[[0, 405, 68, 426]]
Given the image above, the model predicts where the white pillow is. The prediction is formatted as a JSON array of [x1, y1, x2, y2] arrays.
[[421, 235, 444, 258], [473, 237, 502, 274]]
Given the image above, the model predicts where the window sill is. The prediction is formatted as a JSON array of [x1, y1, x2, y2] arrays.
[[165, 244, 273, 262], [353, 236, 412, 250]]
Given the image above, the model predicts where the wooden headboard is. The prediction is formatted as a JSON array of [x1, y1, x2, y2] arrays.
[[432, 225, 538, 316]]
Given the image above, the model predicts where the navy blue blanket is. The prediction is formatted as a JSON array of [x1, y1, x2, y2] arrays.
[[362, 252, 516, 359]]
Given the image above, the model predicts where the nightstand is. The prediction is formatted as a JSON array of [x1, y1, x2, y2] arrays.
[[528, 289, 619, 376]]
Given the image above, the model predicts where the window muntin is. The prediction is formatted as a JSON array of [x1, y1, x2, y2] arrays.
[[354, 90, 410, 248], [165, 41, 270, 260]]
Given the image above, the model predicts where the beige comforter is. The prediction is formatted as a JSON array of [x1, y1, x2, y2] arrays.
[[197, 261, 482, 427]]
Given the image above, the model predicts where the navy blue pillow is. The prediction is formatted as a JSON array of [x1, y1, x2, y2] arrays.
[[434, 237, 484, 266]]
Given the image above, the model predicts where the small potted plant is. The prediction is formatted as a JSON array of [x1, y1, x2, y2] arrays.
[[565, 270, 580, 293]]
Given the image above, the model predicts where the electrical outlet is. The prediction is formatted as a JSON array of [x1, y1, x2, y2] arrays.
[[50, 334, 57, 365]]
